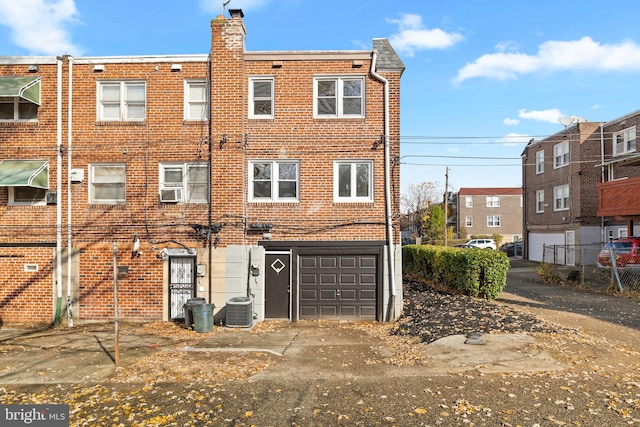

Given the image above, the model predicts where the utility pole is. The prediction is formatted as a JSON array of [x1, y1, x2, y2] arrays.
[[444, 167, 449, 247]]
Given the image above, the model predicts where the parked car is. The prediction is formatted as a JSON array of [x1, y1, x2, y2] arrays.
[[464, 239, 496, 250], [499, 241, 523, 257], [453, 244, 474, 248], [597, 237, 640, 267]]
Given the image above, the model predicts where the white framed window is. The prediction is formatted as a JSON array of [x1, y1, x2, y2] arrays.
[[9, 187, 46, 206], [249, 160, 299, 202], [553, 141, 569, 168], [314, 76, 364, 118], [613, 126, 636, 156], [535, 190, 545, 213], [184, 80, 207, 121], [465, 216, 473, 227], [487, 215, 501, 227], [553, 184, 569, 211], [97, 81, 146, 121], [465, 196, 472, 208], [0, 98, 38, 122], [486, 196, 500, 207], [159, 162, 208, 203], [536, 150, 544, 174], [334, 160, 373, 202], [89, 163, 126, 204], [249, 77, 274, 118]]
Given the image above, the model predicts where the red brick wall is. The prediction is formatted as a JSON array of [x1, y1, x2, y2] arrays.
[[0, 247, 54, 323], [77, 244, 163, 321]]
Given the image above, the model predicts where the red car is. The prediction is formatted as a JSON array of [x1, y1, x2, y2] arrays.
[[597, 237, 640, 267]]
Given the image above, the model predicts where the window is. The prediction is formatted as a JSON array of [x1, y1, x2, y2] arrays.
[[465, 196, 473, 208], [89, 163, 126, 204], [553, 184, 569, 211], [535, 190, 545, 213], [465, 216, 473, 227], [536, 150, 544, 174], [0, 97, 38, 122], [184, 80, 207, 121], [98, 81, 145, 121], [159, 163, 208, 203], [486, 196, 500, 207], [334, 160, 373, 202], [249, 160, 299, 202], [314, 77, 364, 118], [0, 77, 40, 122], [487, 216, 501, 227], [553, 141, 569, 168], [613, 126, 636, 156], [9, 187, 46, 206], [249, 77, 274, 118]]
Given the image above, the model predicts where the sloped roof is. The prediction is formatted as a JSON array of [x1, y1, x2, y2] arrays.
[[373, 38, 405, 72], [458, 187, 522, 196]]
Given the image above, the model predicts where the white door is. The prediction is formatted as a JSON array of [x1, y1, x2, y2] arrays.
[[565, 230, 575, 266]]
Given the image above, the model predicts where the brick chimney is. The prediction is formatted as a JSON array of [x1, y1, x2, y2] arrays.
[[209, 9, 246, 244]]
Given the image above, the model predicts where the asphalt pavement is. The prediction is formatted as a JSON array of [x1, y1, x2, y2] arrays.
[[0, 258, 638, 385]]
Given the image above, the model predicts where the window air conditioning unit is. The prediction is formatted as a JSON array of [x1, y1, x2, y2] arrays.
[[225, 297, 253, 327], [159, 188, 182, 203]]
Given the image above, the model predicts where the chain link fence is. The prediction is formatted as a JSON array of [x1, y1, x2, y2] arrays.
[[541, 244, 612, 290], [604, 247, 640, 292]]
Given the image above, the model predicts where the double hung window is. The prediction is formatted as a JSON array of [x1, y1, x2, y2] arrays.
[[90, 163, 126, 204], [314, 77, 364, 118], [536, 150, 544, 174], [613, 126, 636, 156], [249, 77, 274, 118], [249, 160, 299, 202], [98, 81, 146, 121], [185, 80, 208, 121], [553, 141, 569, 168], [553, 184, 569, 211], [535, 190, 545, 213], [159, 163, 208, 203], [486, 196, 500, 207], [487, 216, 501, 227]]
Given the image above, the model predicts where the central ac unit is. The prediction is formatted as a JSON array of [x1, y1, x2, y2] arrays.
[[160, 188, 182, 203], [225, 297, 253, 327]]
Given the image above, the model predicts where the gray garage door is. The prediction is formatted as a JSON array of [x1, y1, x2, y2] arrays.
[[299, 254, 377, 319]]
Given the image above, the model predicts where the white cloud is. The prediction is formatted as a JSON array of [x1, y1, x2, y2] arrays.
[[503, 118, 520, 126], [455, 36, 640, 82], [0, 0, 80, 55], [386, 13, 464, 57], [518, 108, 564, 124]]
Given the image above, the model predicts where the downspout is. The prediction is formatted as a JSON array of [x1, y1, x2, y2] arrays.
[[599, 122, 605, 243], [369, 50, 397, 320], [66, 57, 74, 327], [54, 57, 63, 326]]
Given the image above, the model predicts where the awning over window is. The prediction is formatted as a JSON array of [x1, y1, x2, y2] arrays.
[[0, 76, 41, 105], [0, 160, 49, 189]]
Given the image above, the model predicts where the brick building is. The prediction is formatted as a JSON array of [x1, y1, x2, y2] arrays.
[[522, 121, 602, 264], [456, 188, 523, 243], [0, 10, 404, 325]]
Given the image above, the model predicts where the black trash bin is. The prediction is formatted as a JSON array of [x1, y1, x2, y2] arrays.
[[183, 297, 205, 329]]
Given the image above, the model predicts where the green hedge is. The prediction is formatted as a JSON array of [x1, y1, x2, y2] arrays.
[[402, 244, 509, 299]]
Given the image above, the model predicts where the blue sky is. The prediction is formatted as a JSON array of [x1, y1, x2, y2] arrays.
[[2, 0, 640, 198]]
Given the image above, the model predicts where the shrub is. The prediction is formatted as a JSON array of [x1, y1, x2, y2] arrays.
[[402, 244, 509, 299]]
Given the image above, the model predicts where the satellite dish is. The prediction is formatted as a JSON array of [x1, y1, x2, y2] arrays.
[[571, 115, 586, 123], [559, 117, 573, 127]]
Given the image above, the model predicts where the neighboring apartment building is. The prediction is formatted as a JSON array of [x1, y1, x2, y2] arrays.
[[597, 110, 640, 238], [0, 10, 404, 325], [521, 122, 602, 264], [456, 188, 523, 243]]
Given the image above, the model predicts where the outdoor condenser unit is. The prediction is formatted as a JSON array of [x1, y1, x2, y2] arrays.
[[225, 296, 253, 327]]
